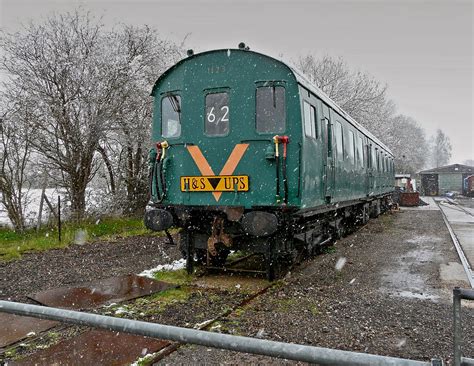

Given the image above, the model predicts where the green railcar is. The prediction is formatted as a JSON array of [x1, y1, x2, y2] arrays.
[[145, 46, 394, 280]]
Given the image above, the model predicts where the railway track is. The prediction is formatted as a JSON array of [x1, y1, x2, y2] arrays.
[[139, 249, 321, 365], [444, 198, 474, 217], [436, 200, 474, 288]]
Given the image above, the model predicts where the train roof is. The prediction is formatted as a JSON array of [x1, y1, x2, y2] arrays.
[[152, 48, 393, 155]]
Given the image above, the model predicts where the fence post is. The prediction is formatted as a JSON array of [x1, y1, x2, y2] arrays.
[[58, 195, 61, 243], [453, 287, 462, 366]]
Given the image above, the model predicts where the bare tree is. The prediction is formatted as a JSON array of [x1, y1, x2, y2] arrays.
[[0, 96, 34, 231], [297, 54, 431, 175], [96, 25, 182, 215], [297, 54, 391, 136], [384, 115, 428, 174], [430, 129, 452, 168], [0, 10, 134, 220]]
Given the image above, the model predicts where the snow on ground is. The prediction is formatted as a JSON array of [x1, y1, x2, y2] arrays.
[[138, 258, 186, 278]]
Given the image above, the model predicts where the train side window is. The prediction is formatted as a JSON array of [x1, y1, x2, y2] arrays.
[[303, 102, 316, 138], [205, 92, 229, 136], [347, 130, 355, 165], [256, 86, 285, 133], [372, 146, 377, 170], [162, 94, 181, 138], [366, 144, 371, 169], [311, 105, 317, 138], [334, 121, 343, 161], [377, 151, 381, 172], [357, 136, 364, 168]]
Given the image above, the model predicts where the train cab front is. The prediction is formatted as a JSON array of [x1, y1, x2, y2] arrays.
[[143, 48, 302, 278]]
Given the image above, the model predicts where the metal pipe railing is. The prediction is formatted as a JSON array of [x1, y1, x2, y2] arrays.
[[453, 288, 474, 366], [0, 300, 438, 366]]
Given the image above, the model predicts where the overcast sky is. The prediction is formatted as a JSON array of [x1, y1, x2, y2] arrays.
[[1, 0, 472, 164]]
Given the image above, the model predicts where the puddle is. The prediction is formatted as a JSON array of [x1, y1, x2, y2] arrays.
[[29, 274, 175, 309], [11, 329, 169, 366], [396, 291, 439, 301], [380, 246, 442, 302], [0, 313, 58, 347], [405, 235, 442, 245]]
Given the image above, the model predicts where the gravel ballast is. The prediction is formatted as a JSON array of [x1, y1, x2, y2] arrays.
[[1, 209, 473, 365], [159, 210, 474, 365]]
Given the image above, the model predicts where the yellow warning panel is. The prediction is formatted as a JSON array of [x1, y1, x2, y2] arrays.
[[180, 175, 249, 192]]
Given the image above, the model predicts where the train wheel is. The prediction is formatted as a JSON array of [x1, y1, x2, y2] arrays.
[[195, 248, 207, 264], [362, 204, 370, 224], [333, 220, 344, 240], [209, 246, 230, 267], [178, 230, 188, 258], [265, 256, 276, 281]]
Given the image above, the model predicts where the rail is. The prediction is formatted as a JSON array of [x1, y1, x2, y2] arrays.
[[0, 300, 442, 366], [436, 200, 474, 288], [453, 288, 474, 366]]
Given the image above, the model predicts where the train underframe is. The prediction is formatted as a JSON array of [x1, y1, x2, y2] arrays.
[[145, 194, 393, 281]]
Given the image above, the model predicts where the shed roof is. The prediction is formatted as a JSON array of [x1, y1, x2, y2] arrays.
[[419, 164, 474, 174]]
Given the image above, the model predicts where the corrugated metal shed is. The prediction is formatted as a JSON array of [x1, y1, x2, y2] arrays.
[[419, 164, 474, 196]]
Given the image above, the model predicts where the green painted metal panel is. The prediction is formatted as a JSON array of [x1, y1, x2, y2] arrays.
[[438, 173, 463, 193], [151, 50, 301, 209]]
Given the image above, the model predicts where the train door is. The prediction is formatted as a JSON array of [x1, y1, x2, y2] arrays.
[[366, 142, 373, 195], [322, 104, 334, 202]]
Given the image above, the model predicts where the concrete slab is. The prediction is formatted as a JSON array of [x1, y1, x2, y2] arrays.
[[29, 274, 175, 310], [451, 223, 474, 268], [11, 329, 169, 366], [438, 202, 474, 274], [440, 262, 469, 283], [0, 313, 58, 348], [438, 202, 474, 224]]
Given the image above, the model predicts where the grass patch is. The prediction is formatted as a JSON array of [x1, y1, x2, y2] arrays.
[[0, 217, 166, 262], [322, 245, 336, 254], [136, 287, 192, 315], [274, 298, 297, 312], [308, 304, 320, 316], [153, 269, 191, 286], [156, 287, 190, 302]]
